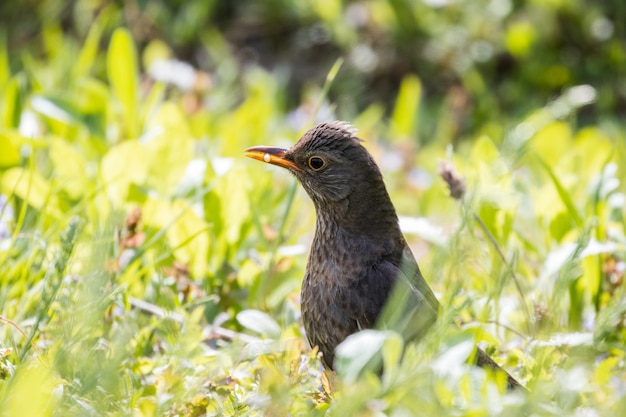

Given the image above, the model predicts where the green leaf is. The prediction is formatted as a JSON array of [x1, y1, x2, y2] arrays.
[[2, 361, 57, 417], [214, 166, 251, 245], [42, 24, 64, 61], [107, 28, 139, 139], [381, 332, 404, 380], [74, 16, 105, 78], [335, 330, 392, 383], [141, 81, 167, 127], [530, 122, 571, 164], [100, 140, 149, 206], [471, 135, 500, 163], [0, 131, 21, 167], [142, 197, 210, 277], [2, 76, 22, 128], [0, 32, 9, 87], [49, 137, 88, 200], [144, 103, 194, 195], [432, 339, 474, 374], [236, 309, 281, 339], [1, 167, 51, 210], [74, 77, 109, 115], [536, 154, 583, 228], [390, 74, 422, 141]]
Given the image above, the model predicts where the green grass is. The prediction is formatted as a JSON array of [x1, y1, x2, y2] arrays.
[[1, 20, 626, 417]]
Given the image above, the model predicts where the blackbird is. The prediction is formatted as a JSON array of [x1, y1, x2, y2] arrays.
[[245, 121, 522, 389]]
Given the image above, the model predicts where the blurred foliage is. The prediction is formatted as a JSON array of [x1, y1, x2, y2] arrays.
[[0, 0, 625, 416], [1, 0, 625, 139]]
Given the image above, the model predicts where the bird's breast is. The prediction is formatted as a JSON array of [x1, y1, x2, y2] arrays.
[[300, 231, 396, 369]]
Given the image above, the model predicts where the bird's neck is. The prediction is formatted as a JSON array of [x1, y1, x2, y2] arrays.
[[313, 188, 403, 244]]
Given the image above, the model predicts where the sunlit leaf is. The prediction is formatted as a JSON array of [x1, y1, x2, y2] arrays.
[[0, 32, 9, 86], [42, 24, 64, 62], [381, 332, 404, 378], [335, 329, 391, 383], [540, 238, 616, 281], [536, 154, 583, 228], [431, 339, 474, 379], [593, 356, 619, 386], [107, 28, 139, 139], [390, 74, 422, 141], [3, 362, 58, 417], [530, 122, 571, 165], [0, 131, 21, 167], [144, 103, 194, 195], [237, 309, 281, 339], [74, 16, 105, 78], [100, 140, 149, 206], [1, 167, 51, 209], [49, 137, 88, 199], [142, 197, 210, 277], [74, 77, 109, 115], [213, 166, 252, 244], [471, 135, 500, 163], [2, 76, 21, 128]]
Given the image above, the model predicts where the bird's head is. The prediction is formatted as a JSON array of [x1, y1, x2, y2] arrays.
[[245, 121, 400, 236], [245, 121, 383, 204]]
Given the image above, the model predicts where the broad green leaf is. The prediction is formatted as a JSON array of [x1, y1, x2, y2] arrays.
[[107, 28, 139, 139], [580, 255, 601, 311], [236, 309, 281, 339], [432, 339, 474, 375], [549, 211, 573, 242], [390, 74, 422, 141], [471, 135, 500, 163], [237, 258, 263, 287], [593, 356, 619, 386], [142, 197, 210, 277], [144, 103, 193, 195], [74, 77, 109, 115], [0, 131, 21, 167], [530, 122, 571, 165], [214, 166, 251, 244], [571, 127, 613, 178], [1, 167, 51, 210], [49, 137, 88, 199], [335, 330, 392, 383], [2, 76, 21, 128], [100, 140, 149, 206], [3, 361, 57, 417], [536, 154, 583, 228], [381, 332, 404, 379]]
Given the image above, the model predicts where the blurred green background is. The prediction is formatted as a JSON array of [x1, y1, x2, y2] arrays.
[[2, 0, 625, 136], [0, 1, 625, 416]]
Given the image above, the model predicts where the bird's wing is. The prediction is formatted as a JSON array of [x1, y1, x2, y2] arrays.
[[399, 245, 440, 311], [376, 246, 440, 342]]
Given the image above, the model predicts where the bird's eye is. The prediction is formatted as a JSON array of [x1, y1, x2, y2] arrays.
[[308, 156, 326, 171]]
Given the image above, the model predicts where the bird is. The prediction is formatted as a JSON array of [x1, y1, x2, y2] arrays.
[[245, 121, 523, 389]]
